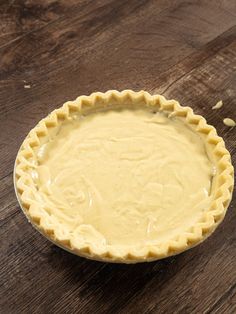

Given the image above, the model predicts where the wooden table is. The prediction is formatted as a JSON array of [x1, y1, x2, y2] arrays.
[[1, 1, 236, 313]]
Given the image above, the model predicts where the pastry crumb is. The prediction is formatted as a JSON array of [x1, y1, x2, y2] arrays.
[[24, 84, 31, 89], [212, 100, 223, 110], [223, 118, 236, 127]]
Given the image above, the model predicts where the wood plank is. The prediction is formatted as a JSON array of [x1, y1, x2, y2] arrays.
[[207, 284, 236, 314]]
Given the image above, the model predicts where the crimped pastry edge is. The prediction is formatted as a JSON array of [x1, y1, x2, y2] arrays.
[[14, 90, 234, 263]]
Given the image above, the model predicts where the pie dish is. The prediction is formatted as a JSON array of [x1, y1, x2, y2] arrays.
[[14, 90, 234, 263]]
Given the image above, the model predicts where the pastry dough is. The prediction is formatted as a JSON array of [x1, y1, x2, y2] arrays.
[[15, 91, 234, 263]]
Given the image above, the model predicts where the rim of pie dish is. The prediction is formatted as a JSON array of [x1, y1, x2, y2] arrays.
[[14, 90, 234, 263]]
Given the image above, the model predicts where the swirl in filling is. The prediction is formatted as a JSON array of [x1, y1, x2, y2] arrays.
[[32, 109, 214, 247]]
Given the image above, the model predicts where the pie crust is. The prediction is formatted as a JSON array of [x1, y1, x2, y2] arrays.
[[14, 90, 234, 263]]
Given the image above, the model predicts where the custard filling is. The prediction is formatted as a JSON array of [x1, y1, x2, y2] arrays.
[[32, 109, 214, 247]]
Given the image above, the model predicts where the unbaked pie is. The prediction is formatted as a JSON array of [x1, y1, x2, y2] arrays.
[[14, 90, 234, 263]]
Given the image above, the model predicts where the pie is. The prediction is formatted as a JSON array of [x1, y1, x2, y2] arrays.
[[14, 90, 234, 263]]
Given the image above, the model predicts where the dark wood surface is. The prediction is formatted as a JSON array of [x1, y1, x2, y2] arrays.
[[1, 1, 236, 313]]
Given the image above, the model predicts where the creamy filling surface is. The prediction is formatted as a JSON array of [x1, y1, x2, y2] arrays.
[[33, 109, 214, 247]]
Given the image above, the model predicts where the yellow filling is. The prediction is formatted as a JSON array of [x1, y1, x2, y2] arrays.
[[33, 109, 214, 247]]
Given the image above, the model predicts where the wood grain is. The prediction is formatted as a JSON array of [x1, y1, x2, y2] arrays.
[[0, 1, 235, 313]]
